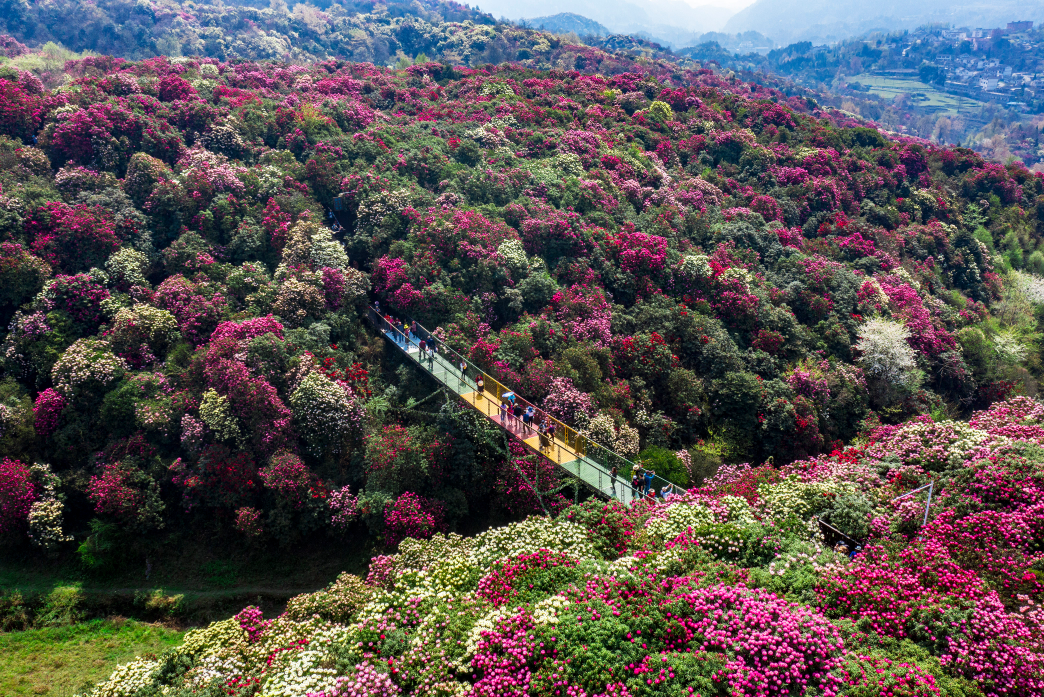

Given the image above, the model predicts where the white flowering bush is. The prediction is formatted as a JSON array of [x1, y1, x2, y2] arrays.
[[111, 304, 180, 356], [259, 625, 352, 697], [105, 247, 150, 289], [644, 502, 715, 542], [863, 419, 992, 473], [467, 516, 597, 567], [614, 422, 640, 459], [199, 389, 241, 442], [994, 329, 1028, 365], [27, 498, 72, 550], [83, 657, 160, 697], [357, 189, 412, 231], [342, 266, 371, 305], [290, 372, 364, 454], [51, 338, 127, 397], [758, 475, 852, 523], [496, 238, 528, 272], [679, 253, 712, 279], [284, 572, 370, 622], [310, 225, 351, 271]]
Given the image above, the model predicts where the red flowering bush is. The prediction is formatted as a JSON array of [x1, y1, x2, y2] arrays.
[[259, 451, 325, 509], [87, 462, 164, 530], [0, 79, 42, 141], [170, 445, 258, 510], [559, 498, 637, 559], [27, 203, 121, 273], [476, 549, 580, 605], [0, 458, 36, 535]]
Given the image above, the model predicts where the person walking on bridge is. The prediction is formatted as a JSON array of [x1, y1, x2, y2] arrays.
[[538, 420, 550, 452]]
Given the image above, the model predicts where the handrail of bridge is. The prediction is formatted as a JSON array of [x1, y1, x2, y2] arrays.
[[367, 306, 687, 502]]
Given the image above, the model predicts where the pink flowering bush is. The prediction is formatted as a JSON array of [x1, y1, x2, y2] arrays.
[[329, 485, 358, 531], [154, 274, 227, 344], [234, 507, 263, 539], [39, 273, 110, 329], [542, 377, 596, 425], [382, 491, 446, 547], [32, 388, 66, 437], [259, 451, 325, 509], [835, 655, 943, 697]]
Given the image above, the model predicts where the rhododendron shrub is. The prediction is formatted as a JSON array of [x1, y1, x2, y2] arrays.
[[87, 418, 1044, 697], [382, 491, 446, 547], [0, 242, 50, 316], [154, 274, 227, 344], [170, 445, 258, 510], [32, 388, 66, 437], [0, 79, 41, 140], [259, 451, 325, 509], [87, 463, 164, 530], [38, 273, 110, 332], [0, 457, 36, 534], [364, 425, 440, 495], [27, 202, 121, 273], [289, 371, 364, 455]]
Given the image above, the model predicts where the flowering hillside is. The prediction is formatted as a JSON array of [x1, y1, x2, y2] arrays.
[[85, 397, 1044, 697], [0, 40, 1043, 696], [0, 44, 1042, 550]]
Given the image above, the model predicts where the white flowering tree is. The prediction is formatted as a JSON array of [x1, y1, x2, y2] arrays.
[[854, 318, 920, 405]]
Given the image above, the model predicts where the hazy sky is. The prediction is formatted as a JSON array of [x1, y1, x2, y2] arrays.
[[692, 0, 757, 11]]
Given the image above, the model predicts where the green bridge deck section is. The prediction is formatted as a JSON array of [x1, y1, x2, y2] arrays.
[[367, 308, 684, 504]]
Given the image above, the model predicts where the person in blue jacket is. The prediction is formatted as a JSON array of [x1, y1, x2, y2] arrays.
[[643, 469, 654, 495]]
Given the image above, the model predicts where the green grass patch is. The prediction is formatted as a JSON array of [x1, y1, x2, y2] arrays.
[[848, 73, 985, 114], [0, 618, 183, 696]]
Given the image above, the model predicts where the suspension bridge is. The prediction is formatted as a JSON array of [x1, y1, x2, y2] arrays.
[[366, 307, 684, 504]]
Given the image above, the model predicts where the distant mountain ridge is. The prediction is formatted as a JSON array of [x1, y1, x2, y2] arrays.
[[528, 12, 611, 37], [475, 0, 735, 47], [725, 0, 1044, 46]]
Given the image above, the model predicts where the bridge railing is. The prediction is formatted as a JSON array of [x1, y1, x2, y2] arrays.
[[368, 307, 687, 500]]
